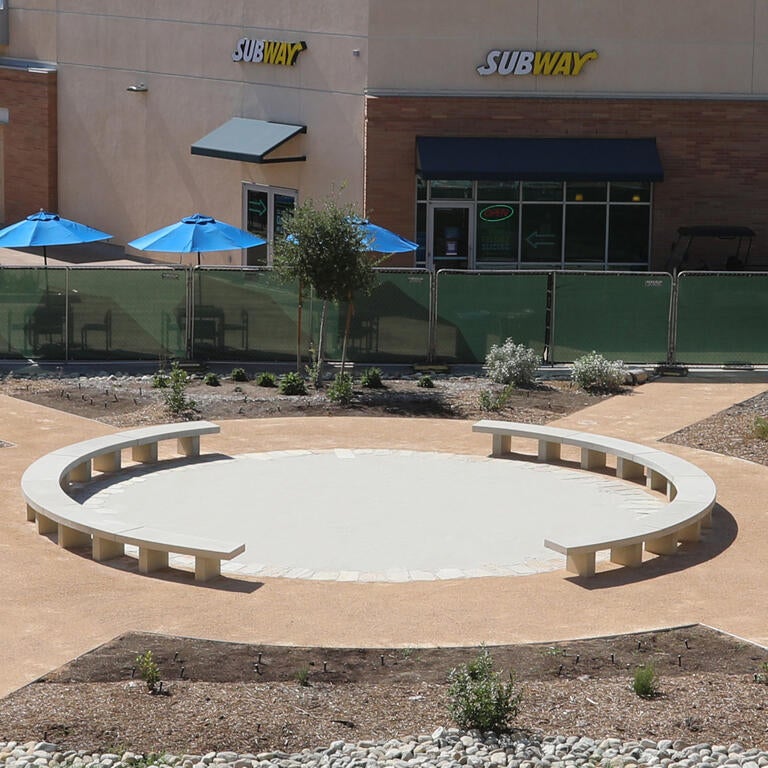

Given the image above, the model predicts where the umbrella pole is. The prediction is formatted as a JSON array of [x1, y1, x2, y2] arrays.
[[43, 245, 47, 266]]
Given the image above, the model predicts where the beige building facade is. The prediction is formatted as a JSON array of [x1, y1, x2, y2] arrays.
[[3, 1, 768, 269]]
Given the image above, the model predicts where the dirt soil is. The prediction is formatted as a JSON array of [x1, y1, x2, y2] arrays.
[[2, 626, 768, 754], [0, 372, 604, 427], [5, 373, 768, 753]]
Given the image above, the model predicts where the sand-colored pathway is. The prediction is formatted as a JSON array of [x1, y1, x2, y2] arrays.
[[2, 377, 767, 698]]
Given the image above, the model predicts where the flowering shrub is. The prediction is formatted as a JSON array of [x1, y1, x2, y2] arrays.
[[572, 351, 626, 393], [484, 339, 540, 386]]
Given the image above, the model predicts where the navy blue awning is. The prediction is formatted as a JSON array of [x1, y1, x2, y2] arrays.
[[416, 137, 664, 182], [191, 118, 306, 164]]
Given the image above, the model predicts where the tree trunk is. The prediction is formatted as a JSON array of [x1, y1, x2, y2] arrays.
[[296, 280, 303, 373], [340, 296, 354, 376], [316, 299, 328, 387]]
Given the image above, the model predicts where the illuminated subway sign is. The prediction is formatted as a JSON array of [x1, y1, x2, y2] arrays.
[[480, 205, 515, 222], [232, 38, 307, 66], [477, 49, 598, 76]]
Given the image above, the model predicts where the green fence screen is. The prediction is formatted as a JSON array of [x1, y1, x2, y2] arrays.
[[674, 272, 768, 364], [551, 273, 671, 363], [0, 268, 69, 359], [68, 267, 187, 360], [435, 271, 548, 363]]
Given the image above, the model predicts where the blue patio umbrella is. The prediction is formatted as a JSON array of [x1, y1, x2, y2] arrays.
[[353, 218, 418, 253], [128, 213, 266, 265], [0, 210, 113, 265]]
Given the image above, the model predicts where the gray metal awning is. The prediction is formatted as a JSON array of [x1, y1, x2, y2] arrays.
[[191, 118, 306, 164]]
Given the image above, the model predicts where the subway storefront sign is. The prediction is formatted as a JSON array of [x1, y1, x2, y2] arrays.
[[232, 38, 307, 65], [477, 49, 598, 76]]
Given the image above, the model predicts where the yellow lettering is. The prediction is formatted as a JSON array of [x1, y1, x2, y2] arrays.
[[533, 50, 559, 76], [287, 41, 306, 65], [262, 40, 278, 64], [552, 51, 573, 76], [273, 42, 288, 66], [571, 49, 598, 76]]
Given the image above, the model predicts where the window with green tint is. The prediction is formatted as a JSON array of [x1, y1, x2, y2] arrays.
[[417, 178, 427, 201], [608, 206, 650, 263], [476, 204, 518, 263], [565, 205, 606, 262], [522, 181, 563, 202], [520, 204, 562, 262], [428, 180, 473, 199], [477, 180, 519, 201], [416, 204, 427, 266], [566, 181, 607, 203], [611, 181, 650, 203]]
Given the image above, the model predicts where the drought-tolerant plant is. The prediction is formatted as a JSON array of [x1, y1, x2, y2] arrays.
[[485, 339, 540, 387], [417, 373, 434, 389], [164, 361, 196, 416], [203, 372, 220, 387], [754, 662, 768, 684], [448, 647, 521, 732], [327, 371, 354, 405], [572, 351, 626, 393], [279, 371, 307, 396], [754, 416, 768, 440], [632, 663, 659, 698], [359, 367, 384, 389], [152, 371, 169, 389], [296, 666, 310, 687], [478, 385, 515, 413], [255, 371, 277, 388], [230, 367, 248, 382], [136, 650, 160, 693]]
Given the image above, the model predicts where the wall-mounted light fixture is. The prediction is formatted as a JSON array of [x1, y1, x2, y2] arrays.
[[126, 82, 148, 92]]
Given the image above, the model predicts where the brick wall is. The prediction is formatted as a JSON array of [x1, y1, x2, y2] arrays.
[[0, 67, 57, 223], [365, 96, 768, 270]]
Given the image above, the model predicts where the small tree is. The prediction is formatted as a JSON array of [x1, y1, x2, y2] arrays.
[[273, 194, 380, 380]]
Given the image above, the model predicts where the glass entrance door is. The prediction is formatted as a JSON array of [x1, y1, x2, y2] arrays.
[[428, 204, 473, 270]]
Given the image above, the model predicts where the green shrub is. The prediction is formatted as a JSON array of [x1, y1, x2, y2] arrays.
[[417, 374, 434, 389], [230, 367, 248, 382], [360, 367, 384, 389], [485, 339, 540, 386], [754, 662, 768, 683], [136, 650, 160, 693], [572, 351, 626, 393], [203, 372, 220, 387], [632, 663, 659, 698], [279, 371, 307, 396], [754, 416, 768, 440], [164, 361, 196, 416], [327, 372, 354, 405], [478, 385, 515, 413], [296, 666, 310, 687], [152, 371, 169, 389], [255, 371, 277, 387], [448, 648, 521, 733]]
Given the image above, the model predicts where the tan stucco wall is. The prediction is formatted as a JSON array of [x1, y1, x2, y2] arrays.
[[3, 1, 368, 255], [368, 0, 768, 97]]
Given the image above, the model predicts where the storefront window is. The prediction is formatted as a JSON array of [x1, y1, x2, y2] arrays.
[[565, 205, 607, 263], [520, 205, 561, 262], [566, 181, 607, 203], [611, 181, 650, 203], [522, 181, 563, 202], [476, 203, 518, 264], [608, 206, 650, 263], [477, 180, 519, 201], [416, 178, 427, 201], [243, 184, 297, 265], [429, 180, 473, 199]]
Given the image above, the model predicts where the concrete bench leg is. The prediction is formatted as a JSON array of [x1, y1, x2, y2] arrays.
[[610, 542, 643, 567], [645, 533, 678, 555], [701, 507, 713, 528], [139, 547, 168, 573], [195, 556, 221, 582], [68, 461, 92, 483], [566, 551, 595, 577], [581, 448, 606, 471], [491, 434, 511, 456], [94, 450, 121, 473], [616, 457, 645, 483], [93, 537, 125, 561], [178, 435, 201, 457], [538, 440, 561, 462], [58, 524, 91, 549], [37, 513, 57, 535], [26, 504, 37, 522], [132, 442, 158, 464], [647, 469, 668, 493], [679, 520, 702, 542]]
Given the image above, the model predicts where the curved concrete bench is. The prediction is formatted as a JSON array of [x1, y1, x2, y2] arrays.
[[472, 419, 717, 577], [22, 422, 244, 582]]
